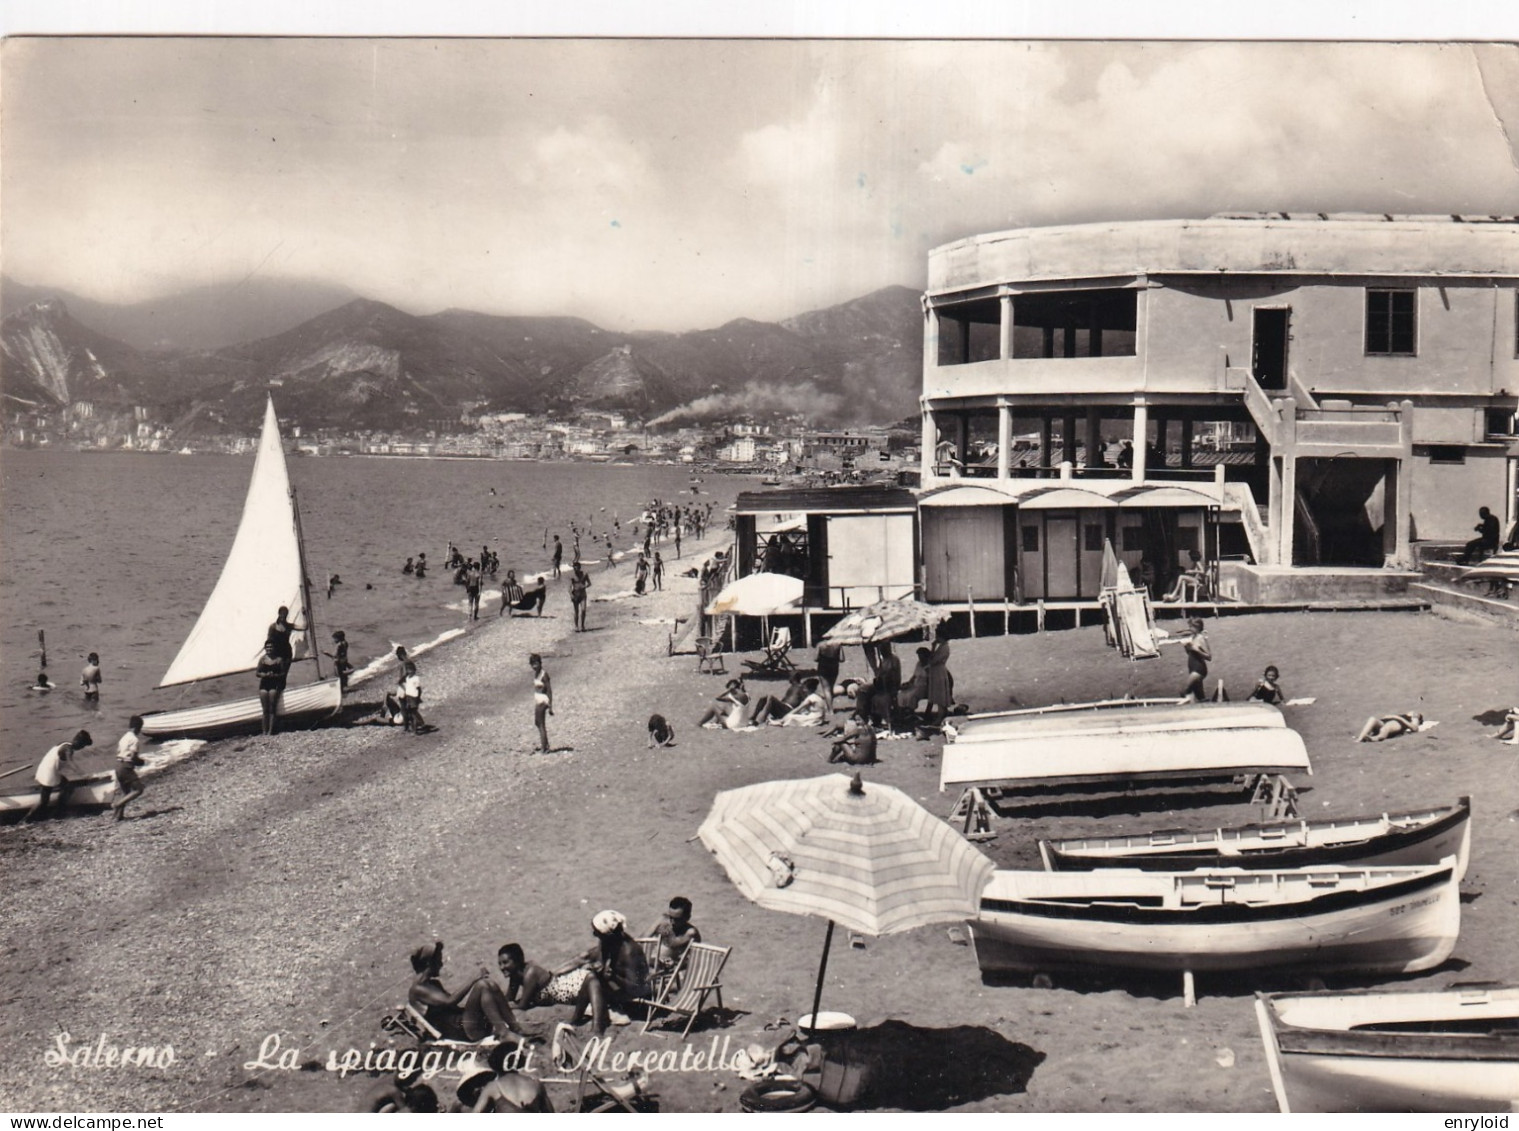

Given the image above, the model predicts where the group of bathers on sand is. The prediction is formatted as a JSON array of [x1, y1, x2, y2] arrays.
[[404, 898, 702, 1058]]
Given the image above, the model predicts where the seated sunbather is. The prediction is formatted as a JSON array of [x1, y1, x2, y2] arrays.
[[828, 712, 878, 765], [745, 672, 807, 725], [407, 940, 530, 1044], [1492, 707, 1519, 745], [1355, 712, 1424, 743], [646, 896, 701, 979], [769, 679, 829, 727], [697, 679, 751, 730], [1248, 666, 1285, 705], [570, 911, 652, 1036], [470, 1042, 553, 1113]]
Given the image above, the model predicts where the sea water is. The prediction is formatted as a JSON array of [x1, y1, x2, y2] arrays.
[[0, 449, 745, 780]]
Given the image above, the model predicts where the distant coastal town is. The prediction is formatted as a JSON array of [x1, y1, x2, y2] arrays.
[[2, 403, 921, 476]]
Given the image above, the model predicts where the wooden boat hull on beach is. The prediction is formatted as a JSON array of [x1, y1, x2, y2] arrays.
[[140, 677, 343, 740], [1040, 797, 1471, 880], [941, 700, 1310, 792], [968, 860, 1460, 977], [1255, 985, 1519, 1112], [0, 739, 205, 816]]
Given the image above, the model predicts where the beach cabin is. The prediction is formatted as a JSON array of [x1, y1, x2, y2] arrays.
[[728, 486, 918, 646]]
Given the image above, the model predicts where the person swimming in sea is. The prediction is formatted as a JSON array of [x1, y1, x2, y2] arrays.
[[31, 671, 55, 692]]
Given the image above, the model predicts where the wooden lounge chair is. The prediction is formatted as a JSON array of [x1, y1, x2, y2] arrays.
[[634, 942, 730, 1038], [380, 1002, 501, 1054], [544, 1022, 655, 1112]]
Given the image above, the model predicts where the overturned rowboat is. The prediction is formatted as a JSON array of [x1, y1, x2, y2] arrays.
[[1255, 984, 1519, 1112], [1040, 796, 1471, 880], [942, 699, 1309, 794], [968, 858, 1460, 1001]]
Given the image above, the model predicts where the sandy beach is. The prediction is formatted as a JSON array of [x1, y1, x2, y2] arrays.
[[2, 538, 1516, 1114]]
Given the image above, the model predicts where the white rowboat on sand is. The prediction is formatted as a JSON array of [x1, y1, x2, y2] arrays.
[[1040, 796, 1472, 880], [968, 858, 1461, 994], [1255, 984, 1519, 1112]]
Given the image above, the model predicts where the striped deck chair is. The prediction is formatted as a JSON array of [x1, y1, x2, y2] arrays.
[[634, 942, 730, 1038]]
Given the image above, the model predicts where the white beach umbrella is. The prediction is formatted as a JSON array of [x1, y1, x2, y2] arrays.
[[705, 572, 804, 617]]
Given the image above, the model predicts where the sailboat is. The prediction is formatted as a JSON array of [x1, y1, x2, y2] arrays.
[[140, 397, 343, 738]]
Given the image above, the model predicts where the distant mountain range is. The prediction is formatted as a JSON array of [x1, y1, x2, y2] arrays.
[[0, 276, 924, 432]]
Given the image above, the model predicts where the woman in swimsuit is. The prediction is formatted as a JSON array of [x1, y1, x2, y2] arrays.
[[529, 653, 553, 753], [697, 679, 750, 729], [1356, 712, 1423, 742], [406, 940, 527, 1045]]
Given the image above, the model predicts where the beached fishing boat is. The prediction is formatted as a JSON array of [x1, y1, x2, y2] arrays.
[[1040, 797, 1471, 879], [968, 858, 1460, 982], [140, 397, 342, 738], [1255, 985, 1519, 1112], [0, 740, 204, 816], [940, 699, 1311, 792]]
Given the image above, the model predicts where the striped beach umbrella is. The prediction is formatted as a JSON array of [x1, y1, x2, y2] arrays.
[[697, 772, 994, 1031], [819, 598, 950, 646]]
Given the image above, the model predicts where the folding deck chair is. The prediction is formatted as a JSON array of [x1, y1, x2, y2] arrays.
[[743, 626, 795, 675], [633, 942, 731, 1038], [542, 1022, 656, 1112], [379, 1002, 502, 1055]]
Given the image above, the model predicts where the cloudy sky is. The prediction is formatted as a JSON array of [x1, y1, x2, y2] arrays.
[[4, 35, 1518, 331]]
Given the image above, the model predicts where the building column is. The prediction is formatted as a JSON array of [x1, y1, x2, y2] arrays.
[[999, 295, 1013, 360], [1180, 418, 1194, 469], [1061, 415, 1077, 467], [1153, 415, 1168, 471], [1266, 454, 1282, 567], [920, 402, 936, 482], [1039, 416, 1053, 469], [997, 401, 1012, 481], [1131, 402, 1148, 483], [1276, 398, 1298, 566], [1085, 408, 1102, 468], [1394, 399, 1414, 567], [955, 413, 969, 469], [924, 304, 940, 376]]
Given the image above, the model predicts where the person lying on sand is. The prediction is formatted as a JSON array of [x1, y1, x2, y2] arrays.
[[496, 943, 575, 1011], [407, 940, 530, 1045], [1355, 712, 1425, 742]]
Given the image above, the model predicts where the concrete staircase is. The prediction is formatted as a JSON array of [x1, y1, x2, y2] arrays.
[[1411, 543, 1519, 629]]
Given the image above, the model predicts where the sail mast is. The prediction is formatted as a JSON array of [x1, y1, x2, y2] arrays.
[[290, 480, 325, 681]]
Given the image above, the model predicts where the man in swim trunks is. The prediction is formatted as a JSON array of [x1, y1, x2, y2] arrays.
[[29, 730, 91, 821], [111, 716, 147, 821], [80, 653, 102, 702], [569, 565, 591, 632], [646, 897, 701, 978]]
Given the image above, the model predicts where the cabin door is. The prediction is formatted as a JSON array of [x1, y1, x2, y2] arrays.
[[922, 507, 1005, 602], [826, 514, 916, 606], [1252, 307, 1290, 392], [1078, 516, 1107, 599], [1044, 513, 1080, 599]]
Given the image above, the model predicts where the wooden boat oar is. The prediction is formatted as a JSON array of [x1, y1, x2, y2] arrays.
[[0, 764, 35, 781], [38, 629, 47, 669]]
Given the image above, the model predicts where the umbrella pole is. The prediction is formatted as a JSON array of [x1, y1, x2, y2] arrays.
[[806, 919, 835, 1037]]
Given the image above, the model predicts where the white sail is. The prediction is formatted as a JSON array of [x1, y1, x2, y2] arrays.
[[159, 398, 310, 687]]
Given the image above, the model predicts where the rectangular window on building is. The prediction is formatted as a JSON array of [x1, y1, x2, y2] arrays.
[[1121, 526, 1144, 552], [1176, 526, 1200, 553], [1486, 408, 1518, 438], [1427, 445, 1466, 465], [1083, 523, 1104, 552], [1021, 525, 1040, 553], [1011, 288, 1138, 359], [1365, 289, 1417, 356]]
